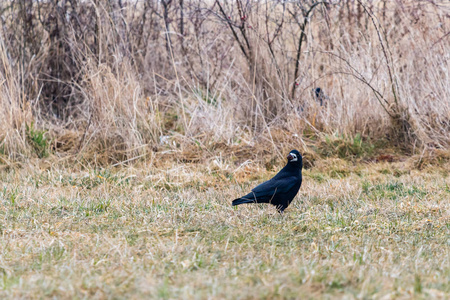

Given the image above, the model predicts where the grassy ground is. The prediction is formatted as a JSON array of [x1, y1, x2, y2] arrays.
[[0, 157, 448, 299]]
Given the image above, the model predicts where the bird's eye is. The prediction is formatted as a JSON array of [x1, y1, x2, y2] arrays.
[[288, 153, 298, 162]]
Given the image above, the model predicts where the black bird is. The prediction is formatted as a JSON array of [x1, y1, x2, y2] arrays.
[[232, 150, 303, 212], [313, 87, 326, 106]]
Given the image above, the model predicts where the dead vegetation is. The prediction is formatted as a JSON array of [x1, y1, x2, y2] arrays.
[[0, 2, 449, 298], [0, 0, 448, 165], [0, 158, 448, 298]]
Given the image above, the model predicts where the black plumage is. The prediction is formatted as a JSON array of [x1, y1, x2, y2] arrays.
[[314, 87, 325, 106], [232, 150, 303, 212]]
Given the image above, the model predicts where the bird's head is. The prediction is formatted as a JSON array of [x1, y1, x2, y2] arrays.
[[287, 150, 303, 168], [314, 87, 322, 97]]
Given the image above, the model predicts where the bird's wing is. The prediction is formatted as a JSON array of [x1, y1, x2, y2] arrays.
[[251, 176, 298, 197]]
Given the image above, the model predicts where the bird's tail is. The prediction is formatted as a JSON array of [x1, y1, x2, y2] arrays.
[[232, 198, 256, 206]]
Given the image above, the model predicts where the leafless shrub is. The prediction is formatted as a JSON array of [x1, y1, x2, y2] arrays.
[[0, 0, 448, 162]]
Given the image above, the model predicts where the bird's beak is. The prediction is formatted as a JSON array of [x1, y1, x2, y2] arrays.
[[287, 154, 294, 161]]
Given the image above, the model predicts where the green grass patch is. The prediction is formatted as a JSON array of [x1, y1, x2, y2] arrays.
[[318, 133, 375, 159], [26, 123, 50, 158]]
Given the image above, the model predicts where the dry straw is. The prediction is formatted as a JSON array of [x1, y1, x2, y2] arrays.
[[0, 0, 448, 163]]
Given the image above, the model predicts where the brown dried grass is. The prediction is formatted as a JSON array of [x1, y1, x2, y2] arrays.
[[0, 0, 448, 164]]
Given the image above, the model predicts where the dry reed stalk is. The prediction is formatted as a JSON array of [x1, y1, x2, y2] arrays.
[[0, 0, 447, 162]]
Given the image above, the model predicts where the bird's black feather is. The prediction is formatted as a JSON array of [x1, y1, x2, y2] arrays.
[[232, 150, 303, 212]]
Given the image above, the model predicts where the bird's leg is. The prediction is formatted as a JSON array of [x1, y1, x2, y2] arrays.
[[276, 205, 285, 214]]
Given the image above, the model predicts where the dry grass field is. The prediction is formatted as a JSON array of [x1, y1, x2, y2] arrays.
[[0, 156, 448, 299], [0, 0, 449, 160], [0, 0, 449, 298]]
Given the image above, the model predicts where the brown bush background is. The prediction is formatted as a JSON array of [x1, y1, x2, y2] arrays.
[[0, 0, 448, 164]]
